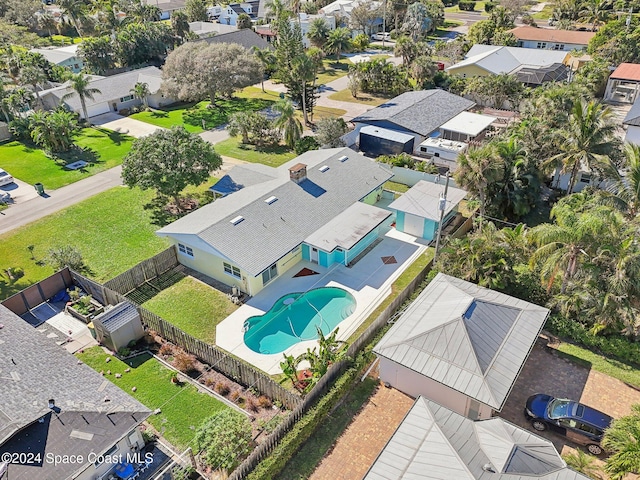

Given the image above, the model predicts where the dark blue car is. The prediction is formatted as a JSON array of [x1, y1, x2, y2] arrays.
[[525, 393, 613, 455]]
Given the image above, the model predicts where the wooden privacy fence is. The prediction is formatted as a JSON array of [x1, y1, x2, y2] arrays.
[[104, 247, 178, 295], [70, 270, 302, 411]]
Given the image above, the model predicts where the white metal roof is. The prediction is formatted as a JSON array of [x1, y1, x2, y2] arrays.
[[446, 45, 569, 75], [388, 180, 467, 221], [420, 137, 468, 153], [360, 125, 415, 143], [440, 112, 497, 136]]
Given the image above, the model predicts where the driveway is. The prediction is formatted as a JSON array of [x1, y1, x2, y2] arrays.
[[0, 178, 39, 205], [91, 112, 165, 138]]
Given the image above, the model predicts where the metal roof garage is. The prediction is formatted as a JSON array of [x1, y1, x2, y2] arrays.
[[359, 125, 415, 157]]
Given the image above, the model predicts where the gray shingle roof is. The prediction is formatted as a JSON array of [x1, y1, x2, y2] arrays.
[[364, 397, 592, 480], [624, 97, 640, 127], [95, 302, 139, 331], [41, 66, 163, 112], [158, 148, 393, 276], [352, 90, 476, 137], [210, 163, 278, 196], [0, 304, 150, 447], [373, 273, 549, 410], [197, 29, 272, 50]]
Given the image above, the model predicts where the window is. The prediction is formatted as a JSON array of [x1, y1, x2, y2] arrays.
[[580, 174, 592, 183], [119, 95, 134, 102], [553, 44, 565, 50], [223, 262, 241, 278], [434, 152, 440, 157], [262, 263, 278, 286], [536, 42, 547, 49], [558, 418, 578, 429], [74, 64, 79, 69], [178, 243, 194, 257]]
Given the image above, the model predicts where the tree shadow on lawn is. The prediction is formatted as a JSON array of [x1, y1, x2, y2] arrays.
[[53, 146, 100, 167], [182, 97, 275, 129], [238, 142, 291, 155]]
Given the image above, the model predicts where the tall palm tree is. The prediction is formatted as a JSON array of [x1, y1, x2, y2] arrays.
[[57, 0, 88, 37], [603, 143, 640, 218], [273, 98, 302, 148], [130, 82, 150, 109], [579, 0, 611, 31], [324, 27, 352, 64], [62, 73, 101, 123], [265, 0, 287, 22], [251, 47, 276, 92], [292, 54, 316, 125], [544, 99, 617, 195], [453, 145, 501, 226], [307, 17, 330, 48], [20, 65, 48, 108]]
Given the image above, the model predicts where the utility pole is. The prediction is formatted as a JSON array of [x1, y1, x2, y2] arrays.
[[433, 172, 450, 262], [382, 0, 387, 47]]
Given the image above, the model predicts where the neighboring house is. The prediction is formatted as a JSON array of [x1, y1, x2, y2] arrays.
[[352, 90, 476, 157], [142, 0, 186, 19], [373, 273, 549, 420], [605, 62, 640, 104], [39, 66, 173, 119], [446, 45, 570, 80], [30, 44, 84, 73], [509, 26, 595, 51], [188, 21, 236, 38], [319, 0, 384, 35], [0, 304, 151, 480], [157, 148, 393, 297], [207, 1, 259, 25], [515, 62, 570, 87], [364, 396, 591, 480], [197, 28, 272, 50], [551, 165, 608, 194], [388, 181, 467, 240], [623, 96, 640, 145], [298, 13, 337, 47]]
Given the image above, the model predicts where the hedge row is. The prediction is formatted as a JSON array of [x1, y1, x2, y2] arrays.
[[546, 315, 640, 367], [246, 354, 370, 480], [458, 1, 476, 10]]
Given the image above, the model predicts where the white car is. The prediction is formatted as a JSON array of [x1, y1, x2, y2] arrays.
[[371, 32, 391, 41], [0, 168, 13, 187]]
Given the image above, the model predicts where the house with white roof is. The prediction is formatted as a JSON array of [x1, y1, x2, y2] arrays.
[[157, 148, 394, 297], [446, 45, 570, 84], [509, 26, 595, 51], [319, 0, 384, 36], [30, 44, 83, 73], [373, 273, 549, 420], [364, 397, 591, 480], [39, 66, 173, 118]]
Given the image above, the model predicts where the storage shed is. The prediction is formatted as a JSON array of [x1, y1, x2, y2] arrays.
[[359, 125, 415, 157], [92, 302, 144, 352]]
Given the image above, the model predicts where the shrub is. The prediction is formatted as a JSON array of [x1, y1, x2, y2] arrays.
[[204, 377, 216, 388], [458, 0, 475, 10], [47, 245, 90, 273], [352, 33, 370, 51], [173, 350, 197, 373], [215, 381, 230, 396], [159, 343, 174, 356], [484, 1, 496, 12], [195, 410, 253, 472], [230, 390, 240, 401], [246, 396, 259, 412], [118, 347, 131, 357], [258, 395, 273, 409], [294, 136, 319, 155]]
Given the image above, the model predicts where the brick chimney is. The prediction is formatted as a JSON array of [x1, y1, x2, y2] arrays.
[[288, 163, 307, 184]]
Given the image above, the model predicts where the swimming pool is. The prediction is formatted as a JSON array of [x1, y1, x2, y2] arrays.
[[243, 287, 357, 354]]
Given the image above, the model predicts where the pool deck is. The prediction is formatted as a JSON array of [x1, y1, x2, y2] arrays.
[[216, 228, 428, 374]]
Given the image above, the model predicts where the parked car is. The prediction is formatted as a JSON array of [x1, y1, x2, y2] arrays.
[[525, 393, 613, 454], [371, 32, 391, 41], [0, 168, 14, 187], [0, 191, 10, 204]]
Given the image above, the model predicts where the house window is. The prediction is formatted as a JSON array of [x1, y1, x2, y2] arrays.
[[536, 42, 547, 49], [580, 173, 592, 183], [119, 95, 134, 102], [223, 262, 241, 278], [261, 263, 278, 286], [553, 44, 565, 50], [434, 152, 440, 157], [74, 64, 79, 69], [178, 243, 194, 257], [94, 444, 118, 468]]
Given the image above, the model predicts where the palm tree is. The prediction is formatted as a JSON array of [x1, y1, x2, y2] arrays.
[[603, 143, 640, 218], [291, 54, 316, 125], [453, 145, 501, 226], [602, 405, 640, 480], [279, 354, 299, 389], [579, 0, 611, 31], [251, 47, 276, 92], [273, 98, 302, 148], [563, 449, 603, 479], [410, 55, 438, 88], [20, 66, 48, 108], [265, 0, 287, 22], [131, 82, 150, 109], [57, 0, 88, 37], [307, 17, 330, 48], [324, 27, 352, 64], [38, 13, 57, 37], [544, 99, 617, 195], [62, 73, 101, 123]]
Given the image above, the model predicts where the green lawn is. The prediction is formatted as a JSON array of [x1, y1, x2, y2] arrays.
[[0, 127, 133, 189], [327, 88, 393, 106], [532, 3, 555, 19], [142, 276, 238, 344], [77, 347, 228, 449], [130, 92, 277, 133], [0, 187, 168, 300], [555, 342, 640, 390], [384, 180, 410, 194], [315, 59, 351, 86], [214, 136, 297, 167], [274, 378, 378, 480], [445, 1, 488, 12]]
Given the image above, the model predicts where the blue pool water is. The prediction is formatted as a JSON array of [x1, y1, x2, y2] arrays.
[[243, 287, 357, 354]]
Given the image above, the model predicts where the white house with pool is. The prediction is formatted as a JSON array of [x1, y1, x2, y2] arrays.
[[157, 148, 430, 373]]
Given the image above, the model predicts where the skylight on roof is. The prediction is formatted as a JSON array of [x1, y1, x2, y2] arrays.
[[319, 165, 330, 172], [338, 155, 348, 162], [264, 196, 278, 204], [230, 215, 244, 225]]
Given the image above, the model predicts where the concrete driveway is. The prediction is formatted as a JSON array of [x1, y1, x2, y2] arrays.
[[0, 178, 39, 205], [91, 112, 165, 138]]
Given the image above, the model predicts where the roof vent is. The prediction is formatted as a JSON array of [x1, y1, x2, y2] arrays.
[[319, 165, 330, 172], [230, 215, 245, 225], [338, 155, 348, 162], [264, 196, 278, 204], [482, 463, 496, 473]]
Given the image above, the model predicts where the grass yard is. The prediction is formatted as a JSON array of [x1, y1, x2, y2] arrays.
[[315, 59, 351, 86], [130, 91, 277, 133], [445, 1, 487, 12], [306, 105, 347, 123], [0, 187, 168, 300], [327, 88, 393, 106], [554, 342, 640, 390], [77, 347, 228, 449], [532, 2, 555, 19], [384, 180, 410, 194], [0, 127, 133, 189], [214, 136, 297, 167], [274, 378, 378, 480], [142, 276, 238, 344]]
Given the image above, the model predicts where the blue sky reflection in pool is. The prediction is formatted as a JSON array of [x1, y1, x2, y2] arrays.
[[243, 287, 356, 355]]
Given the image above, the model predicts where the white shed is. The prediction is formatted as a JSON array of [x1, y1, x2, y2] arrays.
[[93, 302, 144, 353]]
